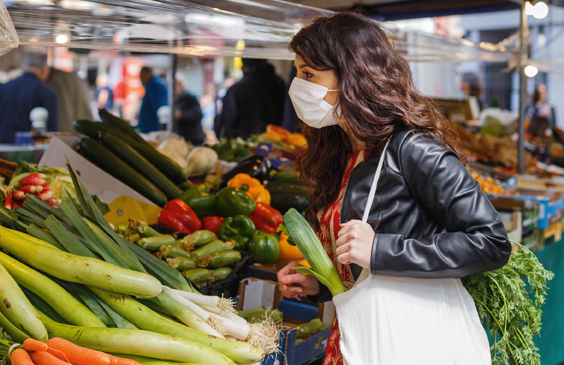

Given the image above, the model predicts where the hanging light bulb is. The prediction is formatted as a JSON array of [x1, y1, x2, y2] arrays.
[[524, 65, 539, 78], [55, 34, 69, 44], [532, 1, 549, 19], [525, 1, 534, 15]]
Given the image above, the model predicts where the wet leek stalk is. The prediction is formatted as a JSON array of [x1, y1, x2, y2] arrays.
[[281, 208, 346, 296]]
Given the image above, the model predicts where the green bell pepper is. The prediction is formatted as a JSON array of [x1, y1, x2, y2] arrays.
[[214, 186, 256, 217], [217, 215, 256, 250], [248, 232, 280, 263], [180, 183, 216, 219]]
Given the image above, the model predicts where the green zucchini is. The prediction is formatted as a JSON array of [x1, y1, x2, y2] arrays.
[[98, 109, 147, 143], [191, 240, 234, 260], [213, 267, 233, 281], [209, 250, 242, 268], [166, 257, 196, 271], [99, 133, 182, 200], [296, 318, 323, 339], [0, 226, 163, 298], [138, 236, 176, 251], [77, 137, 167, 206], [0, 261, 48, 340], [182, 268, 213, 284], [73, 119, 123, 139]]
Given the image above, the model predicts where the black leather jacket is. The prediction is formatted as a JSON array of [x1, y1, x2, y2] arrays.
[[315, 129, 511, 302]]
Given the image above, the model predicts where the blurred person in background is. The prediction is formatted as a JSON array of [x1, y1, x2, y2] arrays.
[[214, 58, 286, 139], [173, 79, 204, 145], [525, 83, 556, 130], [0, 52, 57, 143], [95, 73, 114, 113], [138, 66, 168, 133], [46, 65, 93, 133], [460, 72, 485, 111]]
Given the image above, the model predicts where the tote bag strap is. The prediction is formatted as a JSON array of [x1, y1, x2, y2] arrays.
[[354, 138, 390, 286]]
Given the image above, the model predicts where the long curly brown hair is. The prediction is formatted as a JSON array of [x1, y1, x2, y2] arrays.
[[290, 12, 464, 228]]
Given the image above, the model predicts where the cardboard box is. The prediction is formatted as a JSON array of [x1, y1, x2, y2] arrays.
[[237, 278, 332, 365], [38, 135, 160, 224]]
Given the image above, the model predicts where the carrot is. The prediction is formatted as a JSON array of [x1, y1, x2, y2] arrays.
[[10, 348, 35, 365], [109, 355, 143, 365], [23, 338, 49, 352], [31, 351, 71, 365], [47, 337, 111, 365]]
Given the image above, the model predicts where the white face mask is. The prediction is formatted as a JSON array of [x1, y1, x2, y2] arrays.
[[288, 77, 340, 128]]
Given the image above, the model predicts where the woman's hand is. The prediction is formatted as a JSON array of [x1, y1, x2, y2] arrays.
[[336, 220, 375, 269], [277, 261, 320, 299]]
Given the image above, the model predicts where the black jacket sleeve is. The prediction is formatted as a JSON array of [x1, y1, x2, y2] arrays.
[[370, 133, 512, 278]]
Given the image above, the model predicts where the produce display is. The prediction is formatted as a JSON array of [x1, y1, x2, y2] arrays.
[[0, 162, 281, 365]]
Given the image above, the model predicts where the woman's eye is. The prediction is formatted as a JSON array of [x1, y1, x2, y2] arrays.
[[304, 72, 313, 78]]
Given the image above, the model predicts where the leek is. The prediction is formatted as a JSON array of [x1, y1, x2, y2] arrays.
[[282, 208, 346, 296]]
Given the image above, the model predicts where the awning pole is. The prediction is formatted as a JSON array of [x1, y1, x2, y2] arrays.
[[517, 1, 529, 174]]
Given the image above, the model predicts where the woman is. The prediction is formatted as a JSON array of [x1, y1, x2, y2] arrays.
[[525, 83, 555, 129], [277, 12, 511, 365]]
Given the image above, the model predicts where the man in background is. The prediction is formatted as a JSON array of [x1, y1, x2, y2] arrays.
[[46, 66, 93, 133], [214, 58, 286, 139], [0, 52, 58, 143], [138, 66, 168, 133], [174, 79, 204, 145]]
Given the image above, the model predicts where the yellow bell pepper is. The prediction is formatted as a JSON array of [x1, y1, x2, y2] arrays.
[[227, 173, 271, 205], [283, 133, 307, 148], [278, 231, 304, 261]]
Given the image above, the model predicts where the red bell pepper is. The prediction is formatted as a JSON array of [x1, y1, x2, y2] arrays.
[[157, 209, 191, 234], [249, 202, 283, 234], [163, 199, 202, 232], [202, 216, 224, 234]]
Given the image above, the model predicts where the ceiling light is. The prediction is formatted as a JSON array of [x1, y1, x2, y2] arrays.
[[532, 2, 549, 19], [524, 65, 539, 77], [55, 34, 69, 44], [525, 1, 534, 15]]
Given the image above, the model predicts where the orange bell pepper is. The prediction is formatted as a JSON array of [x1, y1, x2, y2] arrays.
[[227, 173, 271, 205], [278, 231, 304, 261]]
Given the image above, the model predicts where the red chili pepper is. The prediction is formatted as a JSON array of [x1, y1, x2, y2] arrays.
[[163, 199, 202, 232], [202, 216, 224, 234], [249, 202, 283, 234], [4, 191, 13, 209], [157, 209, 191, 234]]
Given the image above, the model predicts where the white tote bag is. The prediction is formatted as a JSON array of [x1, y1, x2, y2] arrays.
[[332, 141, 491, 365]]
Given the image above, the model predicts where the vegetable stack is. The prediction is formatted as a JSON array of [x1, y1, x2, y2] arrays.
[[0, 161, 277, 364]]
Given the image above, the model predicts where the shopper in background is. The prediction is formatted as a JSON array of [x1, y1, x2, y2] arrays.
[[138, 66, 168, 133], [525, 83, 556, 130], [460, 71, 485, 111], [214, 58, 286, 139], [95, 73, 114, 112], [276, 13, 510, 365], [0, 52, 58, 143], [173, 79, 205, 145], [47, 66, 93, 133]]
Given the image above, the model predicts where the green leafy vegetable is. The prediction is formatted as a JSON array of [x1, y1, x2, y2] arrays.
[[0, 326, 13, 365], [462, 241, 553, 365]]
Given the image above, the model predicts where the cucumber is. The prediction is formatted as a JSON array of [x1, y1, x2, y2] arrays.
[[98, 109, 147, 143], [0, 261, 48, 340], [100, 133, 182, 200], [74, 119, 123, 139], [0, 226, 163, 298], [77, 137, 167, 207], [124, 137, 187, 185]]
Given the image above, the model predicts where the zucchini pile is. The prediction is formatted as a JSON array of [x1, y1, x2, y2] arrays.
[[73, 110, 187, 206], [114, 222, 244, 291]]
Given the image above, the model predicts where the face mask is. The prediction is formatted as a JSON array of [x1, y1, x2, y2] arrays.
[[288, 77, 340, 128]]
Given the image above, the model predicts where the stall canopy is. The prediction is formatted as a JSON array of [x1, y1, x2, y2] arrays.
[[0, 0, 515, 63]]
